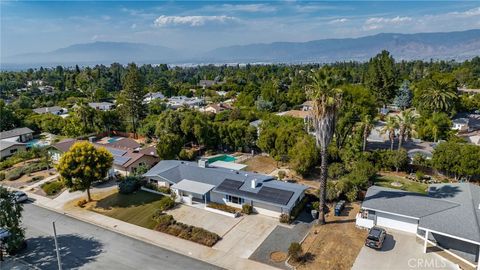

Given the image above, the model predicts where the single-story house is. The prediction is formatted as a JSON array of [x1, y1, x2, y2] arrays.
[[143, 92, 165, 104], [94, 137, 141, 150], [33, 106, 68, 116], [356, 184, 480, 268], [49, 139, 159, 176], [167, 96, 204, 109], [143, 159, 308, 218], [203, 103, 232, 114], [0, 141, 26, 159], [88, 102, 115, 111], [0, 127, 34, 143], [453, 113, 480, 132]]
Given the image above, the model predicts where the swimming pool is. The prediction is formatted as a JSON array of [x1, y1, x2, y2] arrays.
[[26, 139, 49, 148], [207, 154, 236, 163], [107, 137, 122, 143]]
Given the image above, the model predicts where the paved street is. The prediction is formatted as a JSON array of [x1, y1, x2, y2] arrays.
[[17, 203, 222, 270]]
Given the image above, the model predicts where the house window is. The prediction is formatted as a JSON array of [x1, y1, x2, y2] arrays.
[[225, 195, 244, 204]]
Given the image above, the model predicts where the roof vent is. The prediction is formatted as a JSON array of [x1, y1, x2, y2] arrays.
[[251, 179, 257, 189]]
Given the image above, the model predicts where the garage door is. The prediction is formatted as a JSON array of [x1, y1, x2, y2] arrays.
[[376, 212, 418, 233]]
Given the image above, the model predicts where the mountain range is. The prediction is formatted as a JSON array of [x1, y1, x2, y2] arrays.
[[2, 29, 480, 69]]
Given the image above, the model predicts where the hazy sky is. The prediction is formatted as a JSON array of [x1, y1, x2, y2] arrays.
[[1, 1, 480, 57]]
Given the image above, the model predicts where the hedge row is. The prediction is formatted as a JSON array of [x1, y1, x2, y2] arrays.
[[153, 214, 220, 247], [41, 181, 64, 196], [207, 202, 241, 214]]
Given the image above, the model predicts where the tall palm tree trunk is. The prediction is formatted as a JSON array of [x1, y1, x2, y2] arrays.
[[318, 146, 328, 225], [390, 132, 395, 150], [398, 126, 405, 150], [363, 127, 368, 151]]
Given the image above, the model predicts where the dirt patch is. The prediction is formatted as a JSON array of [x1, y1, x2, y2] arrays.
[[63, 188, 118, 211], [242, 155, 278, 174], [270, 251, 288, 263], [289, 202, 368, 270], [1, 169, 55, 189]]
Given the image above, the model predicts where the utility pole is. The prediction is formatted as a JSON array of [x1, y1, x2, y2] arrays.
[[52, 222, 62, 270]]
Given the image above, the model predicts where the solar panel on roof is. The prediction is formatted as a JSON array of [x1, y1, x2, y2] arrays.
[[113, 156, 131, 166], [215, 179, 294, 205], [107, 148, 128, 156]]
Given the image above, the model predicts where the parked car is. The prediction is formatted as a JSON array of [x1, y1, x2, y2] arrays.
[[334, 200, 345, 216], [13, 191, 28, 203], [0, 228, 10, 241], [365, 226, 387, 249]]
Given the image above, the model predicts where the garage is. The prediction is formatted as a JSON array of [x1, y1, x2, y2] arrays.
[[376, 212, 418, 233]]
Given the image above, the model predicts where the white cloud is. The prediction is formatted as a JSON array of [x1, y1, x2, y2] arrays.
[[363, 16, 412, 30], [328, 18, 348, 24], [204, 4, 276, 13], [153, 15, 237, 27]]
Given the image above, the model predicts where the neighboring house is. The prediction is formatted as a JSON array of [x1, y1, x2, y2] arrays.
[[95, 137, 141, 150], [167, 96, 204, 109], [198, 79, 224, 89], [143, 159, 308, 218], [49, 139, 159, 176], [0, 141, 26, 159], [452, 118, 470, 132], [460, 131, 480, 145], [143, 92, 165, 104], [407, 149, 433, 162], [203, 103, 232, 114], [88, 102, 115, 111], [27, 80, 45, 87], [33, 106, 68, 116], [453, 113, 480, 132], [0, 127, 34, 143], [356, 184, 480, 267]]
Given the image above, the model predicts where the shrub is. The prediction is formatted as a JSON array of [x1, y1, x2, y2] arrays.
[[207, 202, 240, 214], [158, 196, 175, 212], [328, 162, 346, 179], [118, 176, 140, 194], [31, 175, 45, 181], [312, 201, 320, 211], [153, 214, 220, 247], [0, 172, 5, 181], [326, 181, 343, 201], [415, 171, 425, 181], [277, 170, 286, 180], [158, 186, 171, 194], [242, 204, 253, 215], [143, 182, 171, 194], [346, 187, 358, 202], [41, 181, 64, 196], [178, 149, 197, 161], [77, 199, 87, 208], [288, 242, 303, 262], [279, 213, 290, 224], [6, 168, 25, 181]]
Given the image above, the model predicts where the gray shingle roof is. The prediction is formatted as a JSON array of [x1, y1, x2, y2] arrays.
[[143, 160, 308, 210], [0, 141, 25, 151], [0, 127, 34, 140], [363, 184, 480, 243], [362, 186, 458, 219]]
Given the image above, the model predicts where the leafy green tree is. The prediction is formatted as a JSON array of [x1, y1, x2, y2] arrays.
[[117, 63, 146, 135], [0, 186, 25, 254], [388, 149, 409, 172], [57, 141, 113, 201], [393, 80, 412, 110], [364, 50, 397, 105], [0, 100, 21, 131], [289, 135, 319, 176], [380, 116, 398, 150], [156, 133, 183, 159], [417, 113, 452, 142], [432, 142, 480, 181], [361, 115, 374, 152], [396, 109, 417, 150], [307, 67, 343, 225], [414, 73, 458, 114]]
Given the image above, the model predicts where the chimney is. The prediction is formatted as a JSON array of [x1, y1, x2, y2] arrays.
[[251, 179, 257, 189]]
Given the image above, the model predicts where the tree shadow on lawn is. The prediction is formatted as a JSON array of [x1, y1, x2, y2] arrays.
[[95, 191, 163, 210], [17, 234, 103, 270]]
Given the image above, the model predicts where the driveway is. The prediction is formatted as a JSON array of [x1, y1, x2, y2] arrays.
[[166, 204, 243, 236], [352, 230, 458, 270], [214, 214, 278, 258]]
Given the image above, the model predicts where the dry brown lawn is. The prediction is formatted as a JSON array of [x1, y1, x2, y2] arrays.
[[242, 155, 279, 174], [291, 202, 367, 270]]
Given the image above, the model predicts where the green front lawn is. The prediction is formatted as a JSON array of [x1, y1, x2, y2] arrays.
[[374, 174, 428, 194], [92, 191, 164, 229]]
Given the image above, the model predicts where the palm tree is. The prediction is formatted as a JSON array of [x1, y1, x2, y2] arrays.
[[396, 109, 417, 150], [307, 68, 343, 225], [361, 114, 374, 152], [420, 79, 456, 113], [380, 116, 398, 150]]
